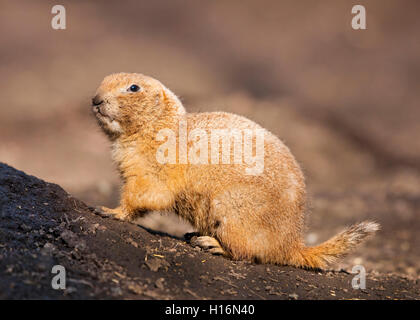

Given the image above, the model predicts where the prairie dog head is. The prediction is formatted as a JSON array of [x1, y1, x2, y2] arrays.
[[92, 73, 185, 139]]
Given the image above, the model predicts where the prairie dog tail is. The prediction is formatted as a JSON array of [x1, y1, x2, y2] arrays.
[[292, 221, 380, 269]]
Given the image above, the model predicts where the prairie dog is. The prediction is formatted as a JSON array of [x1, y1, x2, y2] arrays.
[[91, 72, 379, 269]]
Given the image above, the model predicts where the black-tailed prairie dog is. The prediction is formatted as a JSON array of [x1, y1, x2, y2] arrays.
[[92, 72, 379, 269]]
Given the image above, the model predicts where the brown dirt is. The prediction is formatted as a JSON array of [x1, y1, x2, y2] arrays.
[[0, 163, 418, 299]]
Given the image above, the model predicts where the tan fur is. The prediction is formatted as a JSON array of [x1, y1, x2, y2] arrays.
[[91, 72, 379, 269]]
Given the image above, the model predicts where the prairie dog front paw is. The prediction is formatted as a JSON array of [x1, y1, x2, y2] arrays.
[[94, 206, 132, 221]]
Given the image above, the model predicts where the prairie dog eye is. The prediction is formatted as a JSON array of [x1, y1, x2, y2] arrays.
[[128, 84, 140, 92]]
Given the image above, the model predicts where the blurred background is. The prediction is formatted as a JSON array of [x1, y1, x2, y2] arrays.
[[0, 0, 419, 278]]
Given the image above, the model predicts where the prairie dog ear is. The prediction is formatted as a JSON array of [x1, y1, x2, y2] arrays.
[[160, 84, 186, 115], [157, 87, 171, 108], [161, 87, 168, 101], [162, 86, 182, 105]]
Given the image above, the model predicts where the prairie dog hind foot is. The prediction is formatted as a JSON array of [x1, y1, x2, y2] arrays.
[[188, 235, 227, 256]]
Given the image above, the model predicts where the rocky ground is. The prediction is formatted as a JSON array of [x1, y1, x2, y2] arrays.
[[0, 163, 418, 299]]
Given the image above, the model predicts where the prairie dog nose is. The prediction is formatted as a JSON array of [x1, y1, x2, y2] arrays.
[[92, 95, 104, 106]]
